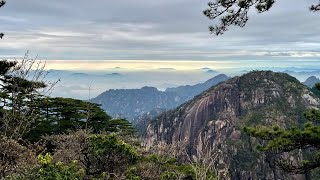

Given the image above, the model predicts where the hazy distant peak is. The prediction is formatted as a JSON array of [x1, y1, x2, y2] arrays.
[[71, 73, 89, 76], [204, 74, 229, 84], [90, 74, 229, 121], [206, 69, 218, 73], [156, 68, 176, 71], [199, 67, 219, 74], [306, 76, 318, 79], [141, 86, 158, 91], [304, 76, 320, 88], [200, 67, 211, 70], [104, 73, 123, 76]]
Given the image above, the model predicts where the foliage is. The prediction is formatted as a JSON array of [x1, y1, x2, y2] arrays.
[[45, 130, 139, 178], [140, 141, 217, 179], [45, 130, 199, 179], [0, 50, 214, 180], [0, 136, 37, 178], [0, 57, 48, 139], [244, 85, 320, 174], [203, 0, 320, 35], [87, 133, 139, 176], [32, 154, 84, 180], [106, 118, 136, 135], [9, 153, 84, 180], [0, 56, 139, 179], [26, 97, 109, 140], [0, 0, 5, 39], [311, 83, 320, 98], [0, 0, 4, 8], [126, 154, 196, 180], [25, 97, 135, 141]]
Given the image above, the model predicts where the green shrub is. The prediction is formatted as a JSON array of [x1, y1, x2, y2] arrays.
[[160, 171, 177, 180], [9, 153, 84, 180]]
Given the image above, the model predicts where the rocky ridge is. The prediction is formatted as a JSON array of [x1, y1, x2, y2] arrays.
[[145, 71, 320, 180], [90, 74, 229, 120]]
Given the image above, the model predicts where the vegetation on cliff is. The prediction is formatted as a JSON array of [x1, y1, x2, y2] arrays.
[[146, 71, 320, 179], [244, 83, 320, 176]]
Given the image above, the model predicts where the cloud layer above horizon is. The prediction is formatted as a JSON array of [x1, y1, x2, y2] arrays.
[[0, 0, 319, 60]]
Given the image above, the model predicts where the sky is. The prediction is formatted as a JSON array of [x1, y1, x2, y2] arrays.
[[1, 0, 320, 99], [0, 0, 319, 61]]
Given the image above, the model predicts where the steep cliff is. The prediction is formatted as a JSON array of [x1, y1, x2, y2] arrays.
[[145, 71, 320, 180]]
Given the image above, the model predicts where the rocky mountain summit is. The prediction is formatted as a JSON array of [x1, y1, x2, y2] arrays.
[[90, 74, 229, 120], [145, 71, 320, 179], [304, 76, 320, 88]]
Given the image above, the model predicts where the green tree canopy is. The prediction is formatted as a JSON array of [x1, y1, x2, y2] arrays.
[[85, 133, 139, 178], [26, 97, 135, 141], [0, 59, 135, 141], [0, 60, 46, 139], [244, 84, 320, 175], [312, 83, 320, 98], [0, 0, 5, 39]]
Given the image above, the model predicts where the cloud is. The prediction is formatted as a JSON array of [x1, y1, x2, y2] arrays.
[[0, 0, 319, 60]]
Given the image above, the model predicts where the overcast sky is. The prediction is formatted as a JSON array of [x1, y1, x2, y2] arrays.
[[0, 0, 319, 61]]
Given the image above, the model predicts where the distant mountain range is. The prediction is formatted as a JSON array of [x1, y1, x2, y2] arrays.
[[283, 70, 320, 82], [165, 74, 229, 98], [90, 74, 229, 120]]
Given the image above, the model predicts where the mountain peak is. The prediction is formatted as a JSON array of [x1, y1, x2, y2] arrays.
[[145, 70, 319, 179], [141, 86, 158, 91], [204, 74, 229, 84], [91, 74, 229, 121], [304, 76, 320, 88]]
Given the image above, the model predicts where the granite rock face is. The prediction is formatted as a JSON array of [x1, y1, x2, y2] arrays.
[[145, 71, 320, 180]]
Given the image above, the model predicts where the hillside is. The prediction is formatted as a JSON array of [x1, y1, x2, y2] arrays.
[[304, 76, 320, 88], [145, 71, 320, 180], [165, 74, 229, 97], [90, 74, 229, 120]]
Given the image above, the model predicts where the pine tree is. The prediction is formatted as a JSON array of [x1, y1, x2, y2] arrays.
[[0, 60, 46, 139], [244, 83, 320, 175], [203, 0, 320, 35], [25, 97, 135, 141], [0, 0, 5, 39]]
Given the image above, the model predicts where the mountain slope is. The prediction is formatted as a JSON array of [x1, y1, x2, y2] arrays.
[[145, 71, 320, 180], [90, 74, 229, 120], [90, 86, 182, 120], [304, 76, 320, 88], [165, 74, 229, 98]]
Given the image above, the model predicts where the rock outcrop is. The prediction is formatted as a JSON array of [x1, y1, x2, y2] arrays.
[[145, 71, 320, 180]]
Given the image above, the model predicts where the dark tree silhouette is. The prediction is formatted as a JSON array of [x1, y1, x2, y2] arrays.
[[0, 0, 5, 7], [0, 0, 5, 39], [204, 0, 320, 35]]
